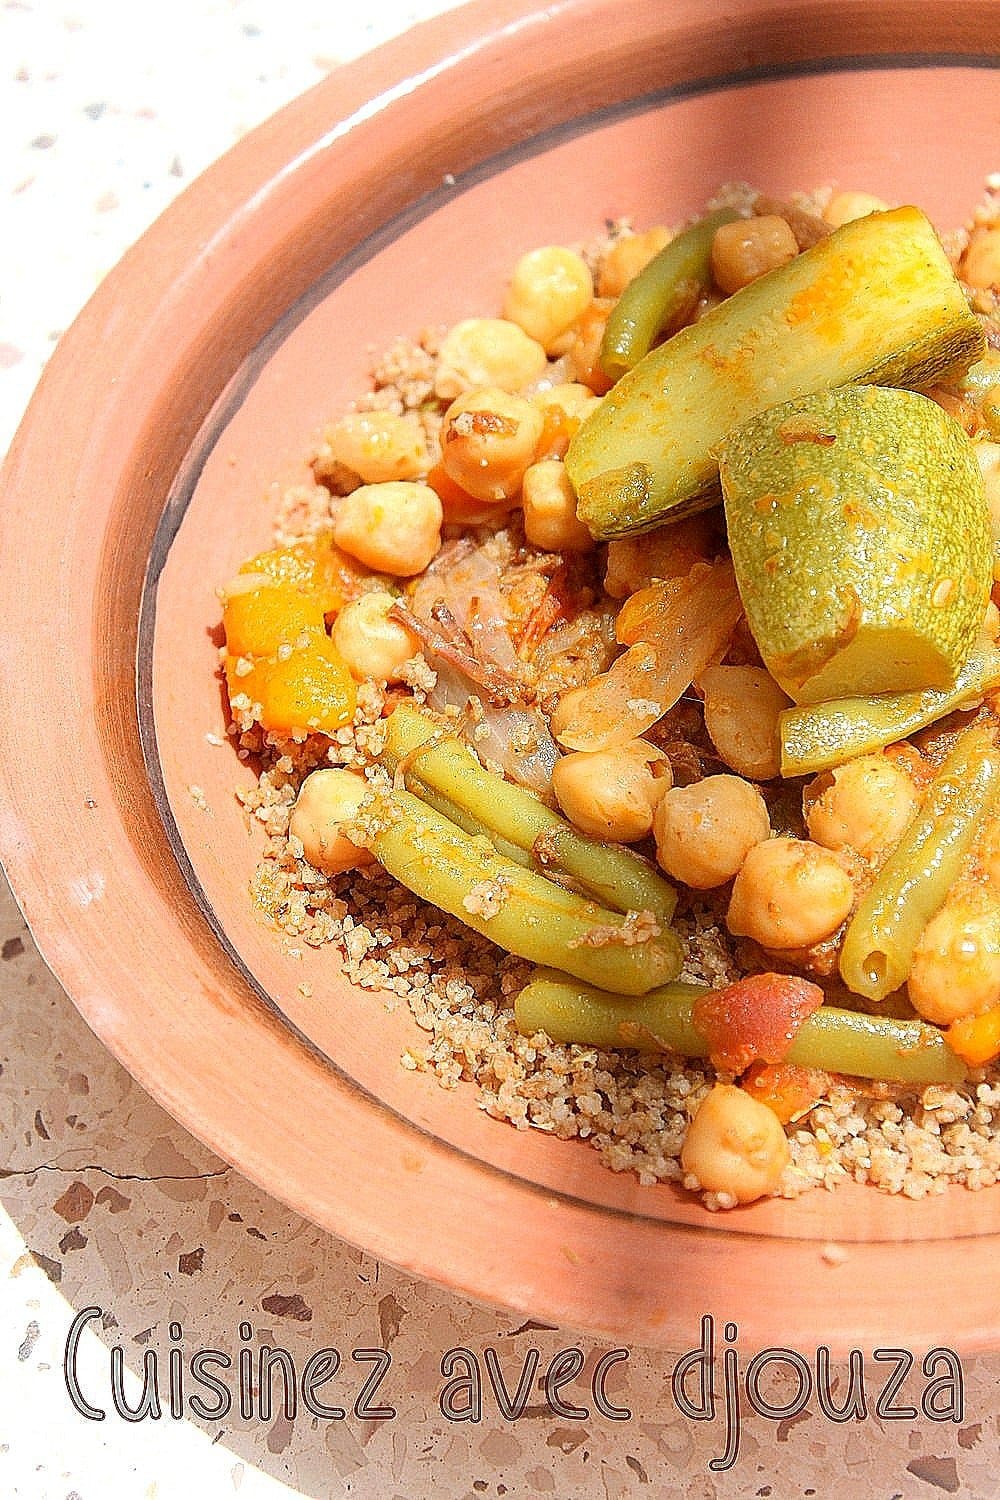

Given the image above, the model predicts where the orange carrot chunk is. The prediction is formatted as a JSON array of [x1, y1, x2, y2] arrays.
[[226, 636, 356, 735], [946, 1007, 1000, 1068], [741, 1061, 832, 1123]]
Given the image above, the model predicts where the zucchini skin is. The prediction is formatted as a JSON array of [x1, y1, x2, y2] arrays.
[[719, 387, 992, 705], [566, 207, 985, 539]]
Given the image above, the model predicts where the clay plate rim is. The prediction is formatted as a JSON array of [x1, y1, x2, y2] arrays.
[[2, 0, 1000, 1351]]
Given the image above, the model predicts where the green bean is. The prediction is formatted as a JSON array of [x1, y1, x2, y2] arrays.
[[381, 703, 677, 921], [360, 789, 683, 995], [785, 1005, 966, 1084], [839, 725, 1000, 1003], [599, 209, 739, 381], [403, 769, 531, 870], [515, 969, 708, 1057], [515, 969, 967, 1085], [779, 642, 1000, 776]]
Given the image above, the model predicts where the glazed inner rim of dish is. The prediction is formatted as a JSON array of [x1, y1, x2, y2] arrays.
[[140, 54, 1000, 1242]]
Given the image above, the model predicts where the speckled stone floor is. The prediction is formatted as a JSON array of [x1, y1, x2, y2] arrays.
[[3, 3, 1000, 1496]]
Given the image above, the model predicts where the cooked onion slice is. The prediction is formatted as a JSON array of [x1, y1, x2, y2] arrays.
[[422, 658, 559, 795], [555, 557, 742, 751]]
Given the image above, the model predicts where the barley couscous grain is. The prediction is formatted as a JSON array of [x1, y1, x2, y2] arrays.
[[216, 179, 1000, 1208]]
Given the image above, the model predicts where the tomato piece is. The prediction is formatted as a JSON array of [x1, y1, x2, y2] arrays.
[[692, 972, 824, 1074]]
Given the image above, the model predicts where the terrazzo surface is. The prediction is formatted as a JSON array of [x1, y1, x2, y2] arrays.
[[3, 3, 1000, 1495]]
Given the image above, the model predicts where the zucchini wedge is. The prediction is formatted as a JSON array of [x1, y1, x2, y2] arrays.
[[719, 387, 992, 703], [566, 206, 984, 538]]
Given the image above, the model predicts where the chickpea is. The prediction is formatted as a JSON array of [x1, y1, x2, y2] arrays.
[[532, 382, 601, 425], [908, 889, 1000, 1024], [521, 461, 594, 552], [289, 769, 375, 876], [727, 837, 854, 949], [532, 382, 602, 457], [440, 387, 544, 503], [434, 318, 548, 400], [316, 410, 428, 485], [332, 590, 419, 683], [885, 741, 933, 788], [822, 190, 889, 228], [503, 247, 594, 353], [653, 775, 770, 889], [552, 740, 669, 843], [597, 226, 672, 298], [805, 753, 920, 863], [681, 1084, 790, 1205], [711, 215, 799, 295], [962, 225, 1000, 290], [564, 297, 615, 395], [699, 664, 790, 781], [333, 481, 442, 577]]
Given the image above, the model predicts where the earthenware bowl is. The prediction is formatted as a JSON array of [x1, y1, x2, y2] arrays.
[[2, 0, 999, 1351]]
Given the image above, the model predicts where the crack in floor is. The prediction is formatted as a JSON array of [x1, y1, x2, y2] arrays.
[[0, 1161, 231, 1183]]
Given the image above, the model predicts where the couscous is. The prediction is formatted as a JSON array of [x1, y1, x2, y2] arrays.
[[217, 179, 1000, 1209]]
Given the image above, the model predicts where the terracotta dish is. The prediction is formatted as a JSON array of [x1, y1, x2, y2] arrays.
[[2, 0, 999, 1351]]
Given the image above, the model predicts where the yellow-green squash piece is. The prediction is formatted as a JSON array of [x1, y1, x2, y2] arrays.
[[719, 386, 992, 704], [566, 207, 984, 538]]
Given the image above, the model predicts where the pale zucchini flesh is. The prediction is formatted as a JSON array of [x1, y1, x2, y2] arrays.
[[566, 207, 984, 538], [778, 640, 1000, 776]]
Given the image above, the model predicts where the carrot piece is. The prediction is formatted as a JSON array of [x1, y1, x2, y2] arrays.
[[242, 533, 371, 613], [741, 1061, 831, 1123], [566, 299, 615, 395], [946, 1006, 1000, 1067], [226, 636, 356, 735], [222, 583, 326, 659], [425, 462, 509, 526], [536, 401, 583, 461]]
